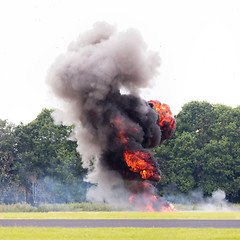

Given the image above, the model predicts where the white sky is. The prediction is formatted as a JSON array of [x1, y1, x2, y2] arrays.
[[0, 0, 240, 124]]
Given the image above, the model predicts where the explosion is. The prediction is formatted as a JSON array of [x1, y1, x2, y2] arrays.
[[128, 182, 176, 212], [47, 22, 176, 212], [148, 100, 176, 143]]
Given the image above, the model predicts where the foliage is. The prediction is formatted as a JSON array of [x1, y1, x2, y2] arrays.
[[0, 109, 87, 205], [0, 102, 240, 204], [155, 101, 240, 202], [0, 120, 19, 203], [0, 120, 17, 183]]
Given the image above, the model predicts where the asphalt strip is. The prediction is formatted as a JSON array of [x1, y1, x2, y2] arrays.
[[0, 219, 239, 228]]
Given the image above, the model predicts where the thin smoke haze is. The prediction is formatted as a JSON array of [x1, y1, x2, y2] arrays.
[[165, 189, 240, 212]]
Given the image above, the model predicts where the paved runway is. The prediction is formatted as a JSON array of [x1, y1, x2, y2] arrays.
[[0, 219, 239, 228]]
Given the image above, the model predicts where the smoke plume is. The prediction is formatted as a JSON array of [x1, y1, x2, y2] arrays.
[[47, 22, 175, 210]]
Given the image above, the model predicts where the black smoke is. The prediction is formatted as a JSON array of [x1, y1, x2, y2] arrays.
[[47, 22, 163, 205]]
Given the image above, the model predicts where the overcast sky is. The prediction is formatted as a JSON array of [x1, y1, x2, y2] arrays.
[[0, 0, 240, 124]]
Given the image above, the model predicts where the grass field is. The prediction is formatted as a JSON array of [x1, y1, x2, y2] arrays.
[[0, 212, 239, 239], [0, 211, 240, 219], [0, 227, 239, 240]]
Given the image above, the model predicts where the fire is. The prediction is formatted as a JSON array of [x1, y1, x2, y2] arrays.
[[123, 150, 161, 181], [114, 115, 161, 182], [49, 23, 177, 214], [161, 203, 177, 212], [128, 183, 178, 212], [114, 116, 128, 144], [113, 101, 176, 212], [148, 100, 176, 141]]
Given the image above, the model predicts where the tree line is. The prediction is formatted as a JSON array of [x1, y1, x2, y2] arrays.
[[154, 101, 240, 203], [0, 109, 88, 205], [0, 101, 240, 205]]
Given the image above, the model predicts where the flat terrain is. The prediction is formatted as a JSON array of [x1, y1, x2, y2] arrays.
[[0, 228, 240, 240], [0, 212, 239, 228], [0, 212, 240, 239], [0, 219, 240, 228], [0, 211, 240, 219]]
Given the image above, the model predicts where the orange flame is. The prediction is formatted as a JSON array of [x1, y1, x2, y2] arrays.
[[148, 100, 176, 141], [114, 116, 161, 181], [129, 193, 177, 212], [161, 203, 177, 212], [114, 116, 128, 144], [123, 150, 161, 181], [113, 102, 177, 212], [128, 183, 178, 212]]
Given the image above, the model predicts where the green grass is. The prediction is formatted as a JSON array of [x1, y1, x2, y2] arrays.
[[0, 202, 114, 212], [0, 212, 239, 239], [0, 228, 239, 240], [0, 211, 240, 219], [0, 202, 238, 213]]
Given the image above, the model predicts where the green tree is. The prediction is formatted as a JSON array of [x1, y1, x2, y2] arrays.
[[0, 120, 17, 183], [15, 109, 87, 205], [0, 119, 19, 203], [155, 101, 240, 202]]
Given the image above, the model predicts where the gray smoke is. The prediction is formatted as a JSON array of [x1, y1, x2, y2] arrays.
[[165, 189, 239, 212], [47, 22, 160, 206]]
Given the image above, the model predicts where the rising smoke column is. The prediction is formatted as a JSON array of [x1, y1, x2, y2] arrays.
[[47, 22, 175, 210]]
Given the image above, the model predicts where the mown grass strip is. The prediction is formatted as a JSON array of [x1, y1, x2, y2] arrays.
[[0, 212, 240, 219], [0, 227, 239, 240]]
